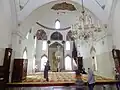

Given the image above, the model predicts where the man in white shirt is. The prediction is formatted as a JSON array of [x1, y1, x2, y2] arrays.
[[88, 68, 95, 90]]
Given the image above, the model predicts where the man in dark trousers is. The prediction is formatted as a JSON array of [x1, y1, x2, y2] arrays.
[[88, 68, 95, 90], [44, 60, 50, 81], [82, 68, 87, 74]]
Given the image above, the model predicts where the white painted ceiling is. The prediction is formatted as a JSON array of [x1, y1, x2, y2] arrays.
[[17, 0, 113, 36], [16, 0, 113, 23], [28, 1, 100, 29]]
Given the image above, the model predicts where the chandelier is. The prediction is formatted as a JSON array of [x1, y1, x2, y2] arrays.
[[55, 45, 61, 59], [71, 0, 105, 43]]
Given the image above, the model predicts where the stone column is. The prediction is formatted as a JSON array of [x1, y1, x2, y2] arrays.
[[36, 40, 42, 71], [9, 31, 24, 82], [11, 31, 23, 58]]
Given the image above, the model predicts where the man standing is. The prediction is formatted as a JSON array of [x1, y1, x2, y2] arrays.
[[88, 68, 95, 90], [44, 61, 50, 81]]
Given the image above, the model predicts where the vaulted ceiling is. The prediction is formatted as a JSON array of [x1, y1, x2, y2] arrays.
[[16, 0, 113, 22], [16, 0, 114, 35]]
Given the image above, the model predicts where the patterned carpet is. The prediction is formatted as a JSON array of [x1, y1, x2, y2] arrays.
[[23, 72, 114, 83], [8, 72, 117, 87]]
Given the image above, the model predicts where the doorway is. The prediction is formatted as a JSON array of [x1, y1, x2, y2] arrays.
[[48, 42, 64, 71]]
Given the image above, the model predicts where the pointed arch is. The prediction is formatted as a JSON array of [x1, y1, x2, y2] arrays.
[[41, 54, 48, 71], [36, 29, 47, 40], [49, 42, 62, 48], [65, 55, 72, 70], [55, 19, 60, 29], [51, 32, 63, 40], [23, 47, 27, 59], [66, 30, 74, 41], [90, 46, 97, 71]]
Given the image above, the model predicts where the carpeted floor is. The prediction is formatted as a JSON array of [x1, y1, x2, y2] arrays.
[[8, 72, 117, 86], [24, 72, 114, 83]]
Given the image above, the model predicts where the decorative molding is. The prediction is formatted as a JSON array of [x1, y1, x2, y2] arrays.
[[65, 55, 72, 58], [41, 54, 48, 58], [36, 22, 71, 30], [51, 2, 76, 11], [49, 42, 63, 47]]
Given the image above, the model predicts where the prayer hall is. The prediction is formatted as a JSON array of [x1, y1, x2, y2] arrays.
[[0, 0, 120, 90]]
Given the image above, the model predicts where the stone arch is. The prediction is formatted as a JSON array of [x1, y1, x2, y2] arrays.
[[51, 32, 63, 40], [41, 54, 48, 70], [23, 47, 27, 59], [41, 54, 48, 58], [65, 55, 72, 70]]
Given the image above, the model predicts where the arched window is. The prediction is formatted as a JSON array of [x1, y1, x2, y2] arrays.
[[33, 56, 36, 70], [26, 29, 31, 39], [94, 56, 97, 71], [34, 37, 37, 48], [66, 41, 70, 50], [90, 46, 97, 71], [55, 20, 60, 29], [41, 55, 48, 71], [42, 41, 47, 50], [23, 50, 27, 59], [92, 56, 98, 71], [65, 56, 72, 70], [26, 32, 29, 39]]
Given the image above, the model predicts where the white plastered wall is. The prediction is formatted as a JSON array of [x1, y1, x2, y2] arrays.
[[0, 0, 20, 82], [76, 34, 115, 78], [112, 0, 120, 49]]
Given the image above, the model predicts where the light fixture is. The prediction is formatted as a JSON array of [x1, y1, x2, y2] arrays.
[[71, 0, 106, 44]]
